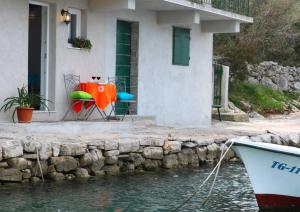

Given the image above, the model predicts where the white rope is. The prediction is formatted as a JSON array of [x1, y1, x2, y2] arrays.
[[201, 141, 233, 206], [36, 148, 44, 182], [172, 140, 235, 211]]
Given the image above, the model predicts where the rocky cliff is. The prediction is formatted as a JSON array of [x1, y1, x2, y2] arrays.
[[247, 61, 300, 92]]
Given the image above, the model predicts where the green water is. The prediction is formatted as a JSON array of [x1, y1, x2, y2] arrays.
[[0, 162, 258, 212]]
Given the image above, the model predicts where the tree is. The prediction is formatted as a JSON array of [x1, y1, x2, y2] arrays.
[[214, 0, 300, 80]]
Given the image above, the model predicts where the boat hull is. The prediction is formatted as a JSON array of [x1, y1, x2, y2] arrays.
[[256, 194, 300, 209], [231, 141, 300, 210]]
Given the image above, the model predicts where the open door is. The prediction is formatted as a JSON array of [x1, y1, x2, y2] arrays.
[[28, 2, 49, 110]]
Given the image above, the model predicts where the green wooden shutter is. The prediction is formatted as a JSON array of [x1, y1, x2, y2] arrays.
[[172, 27, 190, 66]]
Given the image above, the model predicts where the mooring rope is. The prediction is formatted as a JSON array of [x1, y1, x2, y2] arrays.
[[36, 148, 44, 182], [172, 141, 235, 211]]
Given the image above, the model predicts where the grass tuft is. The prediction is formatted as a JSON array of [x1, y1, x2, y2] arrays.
[[229, 81, 300, 115]]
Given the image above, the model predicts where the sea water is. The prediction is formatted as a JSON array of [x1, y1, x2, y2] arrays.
[[0, 162, 258, 212]]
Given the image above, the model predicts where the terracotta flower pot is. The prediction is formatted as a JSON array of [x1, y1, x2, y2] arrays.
[[16, 107, 34, 123]]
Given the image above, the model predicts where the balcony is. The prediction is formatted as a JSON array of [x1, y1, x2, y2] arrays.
[[190, 0, 250, 16]]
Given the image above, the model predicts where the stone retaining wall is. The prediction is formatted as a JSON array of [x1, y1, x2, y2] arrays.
[[0, 133, 299, 184], [247, 61, 300, 92]]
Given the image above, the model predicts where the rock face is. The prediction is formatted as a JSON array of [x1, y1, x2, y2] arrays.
[[163, 154, 178, 169], [0, 131, 299, 186], [177, 149, 199, 167], [1, 141, 23, 159], [0, 168, 22, 182], [88, 140, 118, 151], [30, 160, 48, 177], [103, 165, 120, 176], [142, 147, 163, 160], [75, 168, 90, 178], [89, 149, 105, 173], [49, 172, 65, 181], [104, 150, 120, 157], [39, 143, 52, 160], [22, 139, 41, 153], [30, 177, 41, 183], [105, 156, 118, 165], [59, 143, 86, 156], [79, 153, 93, 167], [196, 147, 207, 162], [140, 137, 165, 147], [206, 143, 220, 162], [119, 140, 139, 153], [163, 141, 182, 154], [247, 61, 300, 92], [239, 101, 252, 113], [51, 142, 61, 157], [51, 156, 79, 173], [22, 169, 31, 179], [7, 158, 28, 170], [144, 159, 161, 171], [130, 153, 145, 167]]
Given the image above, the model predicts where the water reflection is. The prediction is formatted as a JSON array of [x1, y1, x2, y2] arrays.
[[0, 162, 259, 211]]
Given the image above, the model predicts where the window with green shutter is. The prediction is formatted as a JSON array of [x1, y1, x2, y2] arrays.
[[172, 27, 191, 66]]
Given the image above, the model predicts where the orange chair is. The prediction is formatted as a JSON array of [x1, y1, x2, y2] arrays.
[[63, 74, 106, 120]]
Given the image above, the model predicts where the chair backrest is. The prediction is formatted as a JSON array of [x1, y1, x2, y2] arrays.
[[64, 74, 80, 102], [108, 76, 129, 93]]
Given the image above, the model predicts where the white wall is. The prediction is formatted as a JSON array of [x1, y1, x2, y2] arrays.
[[0, 0, 29, 121], [88, 2, 213, 127], [0, 0, 213, 127]]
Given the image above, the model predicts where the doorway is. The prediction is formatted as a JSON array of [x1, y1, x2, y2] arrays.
[[28, 2, 49, 110], [115, 20, 138, 115]]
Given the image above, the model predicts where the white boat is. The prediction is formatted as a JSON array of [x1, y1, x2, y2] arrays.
[[229, 138, 300, 210]]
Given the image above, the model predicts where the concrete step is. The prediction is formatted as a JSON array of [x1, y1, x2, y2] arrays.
[[212, 112, 249, 122]]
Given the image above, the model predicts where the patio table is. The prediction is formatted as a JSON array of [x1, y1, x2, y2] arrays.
[[73, 82, 117, 113]]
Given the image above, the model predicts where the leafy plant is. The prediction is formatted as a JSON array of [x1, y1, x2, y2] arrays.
[[0, 85, 51, 122], [69, 37, 92, 50], [214, 0, 300, 79], [229, 81, 300, 115]]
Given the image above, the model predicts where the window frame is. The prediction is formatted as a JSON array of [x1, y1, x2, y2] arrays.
[[67, 8, 81, 45], [172, 26, 191, 66]]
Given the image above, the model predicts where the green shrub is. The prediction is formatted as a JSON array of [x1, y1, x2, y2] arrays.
[[229, 82, 298, 115], [214, 0, 300, 79], [69, 37, 92, 50]]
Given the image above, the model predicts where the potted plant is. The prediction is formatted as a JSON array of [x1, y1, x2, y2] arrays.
[[0, 85, 50, 123], [69, 37, 93, 50]]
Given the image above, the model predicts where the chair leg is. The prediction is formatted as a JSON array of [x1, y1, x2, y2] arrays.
[[63, 101, 81, 121], [85, 105, 96, 120], [121, 102, 131, 121], [83, 105, 94, 120], [218, 108, 222, 121], [95, 106, 106, 120], [62, 108, 71, 121], [107, 103, 116, 121]]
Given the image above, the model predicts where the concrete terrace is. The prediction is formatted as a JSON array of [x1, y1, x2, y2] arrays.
[[0, 114, 298, 183], [1, 113, 300, 144]]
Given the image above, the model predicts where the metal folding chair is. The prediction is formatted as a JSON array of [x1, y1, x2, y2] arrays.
[[62, 74, 106, 121], [107, 76, 137, 121]]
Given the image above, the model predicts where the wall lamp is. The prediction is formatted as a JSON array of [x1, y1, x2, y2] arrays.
[[61, 9, 71, 24]]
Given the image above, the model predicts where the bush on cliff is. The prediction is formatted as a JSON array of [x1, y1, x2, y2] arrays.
[[229, 81, 300, 115]]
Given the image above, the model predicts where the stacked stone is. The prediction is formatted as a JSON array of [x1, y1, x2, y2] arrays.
[[248, 133, 300, 147], [0, 135, 238, 184], [247, 61, 300, 92]]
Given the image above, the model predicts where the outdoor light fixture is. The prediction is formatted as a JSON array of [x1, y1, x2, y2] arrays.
[[61, 9, 71, 24]]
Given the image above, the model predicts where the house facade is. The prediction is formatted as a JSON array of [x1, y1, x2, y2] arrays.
[[0, 0, 252, 127]]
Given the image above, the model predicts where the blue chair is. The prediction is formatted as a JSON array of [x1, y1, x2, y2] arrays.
[[107, 76, 136, 121]]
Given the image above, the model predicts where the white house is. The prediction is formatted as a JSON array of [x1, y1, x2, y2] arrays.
[[0, 0, 252, 127]]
